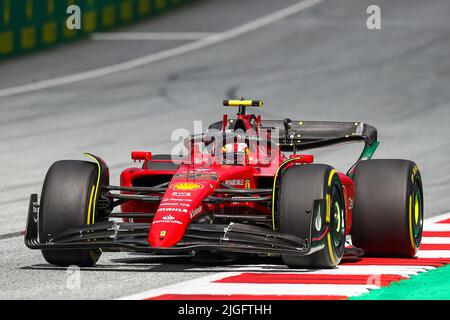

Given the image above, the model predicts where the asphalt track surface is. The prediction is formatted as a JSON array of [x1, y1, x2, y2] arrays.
[[0, 0, 449, 299]]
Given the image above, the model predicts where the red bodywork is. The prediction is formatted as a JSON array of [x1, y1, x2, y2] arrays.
[[120, 112, 354, 248]]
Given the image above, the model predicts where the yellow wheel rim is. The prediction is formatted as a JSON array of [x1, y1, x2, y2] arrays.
[[335, 202, 341, 232], [414, 194, 420, 225]]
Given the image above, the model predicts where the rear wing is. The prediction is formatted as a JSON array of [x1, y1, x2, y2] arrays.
[[208, 119, 378, 151], [260, 120, 378, 151]]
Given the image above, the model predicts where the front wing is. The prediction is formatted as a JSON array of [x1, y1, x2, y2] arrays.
[[24, 194, 313, 256]]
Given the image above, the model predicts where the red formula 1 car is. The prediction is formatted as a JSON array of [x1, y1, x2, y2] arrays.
[[25, 99, 424, 268]]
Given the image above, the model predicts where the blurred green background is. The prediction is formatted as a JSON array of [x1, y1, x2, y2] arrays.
[[0, 0, 194, 59]]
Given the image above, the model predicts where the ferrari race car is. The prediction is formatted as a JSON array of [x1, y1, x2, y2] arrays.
[[25, 99, 424, 268]]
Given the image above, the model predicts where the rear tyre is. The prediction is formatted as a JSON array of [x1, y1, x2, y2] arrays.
[[39, 160, 102, 267], [279, 164, 346, 269], [351, 160, 423, 257]]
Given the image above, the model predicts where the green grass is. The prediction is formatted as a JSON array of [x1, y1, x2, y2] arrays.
[[351, 264, 450, 300]]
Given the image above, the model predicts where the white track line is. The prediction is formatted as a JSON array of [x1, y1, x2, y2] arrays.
[[119, 272, 377, 299], [424, 212, 450, 224], [139, 283, 376, 298], [91, 32, 216, 41], [416, 250, 450, 258], [119, 273, 241, 300], [0, 0, 323, 98], [423, 223, 450, 232], [185, 265, 433, 274], [422, 237, 450, 244]]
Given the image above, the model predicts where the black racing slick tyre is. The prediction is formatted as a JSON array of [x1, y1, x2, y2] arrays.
[[279, 164, 346, 269], [39, 160, 102, 267], [351, 160, 424, 257]]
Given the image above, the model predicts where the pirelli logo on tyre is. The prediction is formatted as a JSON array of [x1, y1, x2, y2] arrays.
[[411, 165, 419, 182], [171, 182, 204, 191]]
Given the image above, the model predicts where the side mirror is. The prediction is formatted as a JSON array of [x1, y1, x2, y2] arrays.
[[131, 151, 152, 169]]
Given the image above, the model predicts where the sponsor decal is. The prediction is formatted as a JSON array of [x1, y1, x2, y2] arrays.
[[158, 208, 189, 213], [224, 179, 252, 188], [153, 219, 182, 225], [224, 179, 245, 187], [163, 197, 193, 202], [172, 192, 192, 197], [190, 206, 202, 219], [160, 202, 191, 207], [159, 230, 166, 237], [194, 168, 216, 173], [171, 182, 204, 191], [160, 202, 174, 207], [162, 214, 175, 220]]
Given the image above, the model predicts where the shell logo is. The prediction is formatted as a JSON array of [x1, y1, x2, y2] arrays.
[[171, 182, 204, 191]]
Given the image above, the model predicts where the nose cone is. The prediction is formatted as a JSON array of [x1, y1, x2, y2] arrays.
[[147, 172, 223, 248], [148, 221, 187, 247], [147, 181, 211, 248]]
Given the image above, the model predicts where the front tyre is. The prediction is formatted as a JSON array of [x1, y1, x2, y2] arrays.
[[39, 160, 102, 267], [279, 164, 346, 269]]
